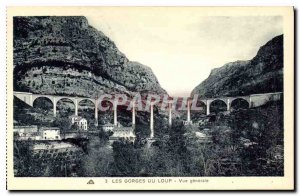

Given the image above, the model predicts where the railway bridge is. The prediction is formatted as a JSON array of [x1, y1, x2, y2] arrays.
[[14, 91, 283, 138]]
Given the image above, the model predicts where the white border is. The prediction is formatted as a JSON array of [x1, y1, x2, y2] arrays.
[[0, 0, 298, 195]]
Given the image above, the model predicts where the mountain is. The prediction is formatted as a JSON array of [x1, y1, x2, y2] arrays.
[[191, 35, 283, 98], [13, 16, 167, 97]]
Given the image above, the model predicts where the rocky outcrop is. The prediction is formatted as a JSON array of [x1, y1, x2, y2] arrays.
[[191, 35, 283, 98], [13, 16, 167, 97]]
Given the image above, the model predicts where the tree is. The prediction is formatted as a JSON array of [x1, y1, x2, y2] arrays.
[[185, 127, 218, 176], [52, 117, 72, 133], [14, 141, 44, 177], [111, 140, 142, 176]]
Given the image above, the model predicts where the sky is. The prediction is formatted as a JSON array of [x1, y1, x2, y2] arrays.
[[86, 8, 283, 97]]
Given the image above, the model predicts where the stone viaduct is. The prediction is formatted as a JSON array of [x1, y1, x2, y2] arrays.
[[14, 91, 283, 138]]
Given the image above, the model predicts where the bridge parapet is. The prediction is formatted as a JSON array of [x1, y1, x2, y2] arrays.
[[249, 92, 283, 107], [14, 91, 33, 106]]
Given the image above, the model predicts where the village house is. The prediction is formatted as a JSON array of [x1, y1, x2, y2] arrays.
[[40, 127, 61, 140], [101, 122, 115, 132], [109, 126, 136, 142], [195, 132, 212, 143], [183, 120, 193, 126], [69, 115, 88, 131], [13, 125, 40, 140]]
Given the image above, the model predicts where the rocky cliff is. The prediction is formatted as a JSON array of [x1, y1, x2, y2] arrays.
[[13, 16, 167, 97], [191, 35, 283, 98]]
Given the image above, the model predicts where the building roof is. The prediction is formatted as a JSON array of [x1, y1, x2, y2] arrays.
[[101, 123, 115, 127], [111, 127, 136, 138], [70, 115, 86, 122], [14, 125, 38, 129], [40, 127, 60, 131], [113, 127, 133, 132], [195, 132, 211, 138]]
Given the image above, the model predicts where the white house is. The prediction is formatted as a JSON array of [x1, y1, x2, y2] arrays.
[[13, 125, 39, 140], [110, 126, 136, 142], [183, 120, 193, 126], [40, 127, 61, 140], [70, 115, 88, 131], [101, 122, 115, 132]]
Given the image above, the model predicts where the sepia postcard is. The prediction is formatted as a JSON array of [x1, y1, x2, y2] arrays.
[[6, 6, 294, 190]]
